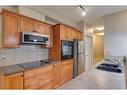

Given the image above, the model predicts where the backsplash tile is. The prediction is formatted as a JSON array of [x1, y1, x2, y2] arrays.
[[0, 45, 48, 66]]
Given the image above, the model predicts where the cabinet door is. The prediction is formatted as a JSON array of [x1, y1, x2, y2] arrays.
[[77, 32, 82, 40], [53, 63, 61, 88], [66, 28, 73, 40], [60, 25, 67, 40], [3, 12, 20, 48], [72, 30, 78, 39], [35, 22, 46, 34], [66, 60, 73, 80], [60, 60, 73, 85], [60, 61, 68, 84], [5, 73, 23, 89], [46, 24, 53, 48], [21, 17, 35, 32]]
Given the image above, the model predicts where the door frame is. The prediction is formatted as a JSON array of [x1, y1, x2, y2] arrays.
[[85, 35, 93, 69]]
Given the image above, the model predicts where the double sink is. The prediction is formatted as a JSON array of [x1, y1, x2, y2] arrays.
[[96, 62, 122, 73]]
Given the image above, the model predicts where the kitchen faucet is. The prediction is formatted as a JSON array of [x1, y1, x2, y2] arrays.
[[104, 57, 120, 66]]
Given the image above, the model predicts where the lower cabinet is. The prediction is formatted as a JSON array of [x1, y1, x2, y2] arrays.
[[61, 59, 73, 85], [0, 72, 24, 89], [53, 62, 61, 88], [0, 59, 73, 89], [23, 60, 73, 89], [24, 65, 53, 89]]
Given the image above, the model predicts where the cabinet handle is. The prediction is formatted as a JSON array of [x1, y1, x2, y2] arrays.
[[33, 30, 37, 32]]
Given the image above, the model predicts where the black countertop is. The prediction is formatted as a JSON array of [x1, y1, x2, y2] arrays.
[[0, 60, 60, 76]]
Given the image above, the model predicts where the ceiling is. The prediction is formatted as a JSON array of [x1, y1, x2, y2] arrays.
[[30, 6, 127, 24]]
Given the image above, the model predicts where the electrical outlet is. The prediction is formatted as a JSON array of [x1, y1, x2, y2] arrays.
[[1, 55, 6, 60]]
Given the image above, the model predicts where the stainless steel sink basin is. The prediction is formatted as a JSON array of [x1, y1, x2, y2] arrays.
[[96, 63, 122, 73], [100, 63, 118, 68]]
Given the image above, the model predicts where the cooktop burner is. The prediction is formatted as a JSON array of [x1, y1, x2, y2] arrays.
[[18, 60, 50, 69]]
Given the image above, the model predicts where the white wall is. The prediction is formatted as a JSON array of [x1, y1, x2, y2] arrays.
[[0, 6, 18, 12], [19, 6, 45, 22], [76, 21, 84, 32], [104, 10, 127, 56], [28, 6, 77, 28]]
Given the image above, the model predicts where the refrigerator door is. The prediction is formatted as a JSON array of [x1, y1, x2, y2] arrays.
[[73, 40, 85, 78], [73, 40, 78, 78]]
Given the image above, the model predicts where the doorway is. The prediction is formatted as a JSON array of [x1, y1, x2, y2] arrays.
[[85, 36, 92, 71], [93, 32, 104, 65]]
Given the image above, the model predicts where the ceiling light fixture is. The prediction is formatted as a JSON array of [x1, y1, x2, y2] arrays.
[[77, 5, 86, 16], [95, 27, 104, 30]]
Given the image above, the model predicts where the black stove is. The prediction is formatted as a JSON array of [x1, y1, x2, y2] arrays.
[[18, 60, 50, 69]]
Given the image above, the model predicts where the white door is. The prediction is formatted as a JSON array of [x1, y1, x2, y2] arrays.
[[85, 36, 92, 71]]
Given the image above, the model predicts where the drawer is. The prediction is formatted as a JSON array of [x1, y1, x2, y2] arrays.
[[24, 65, 53, 79], [24, 65, 53, 89], [25, 71, 53, 89], [38, 81, 53, 89]]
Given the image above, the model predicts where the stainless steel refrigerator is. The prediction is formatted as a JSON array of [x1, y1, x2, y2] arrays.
[[73, 40, 85, 78]]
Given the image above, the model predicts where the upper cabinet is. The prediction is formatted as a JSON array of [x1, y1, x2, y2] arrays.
[[42, 24, 53, 48], [77, 31, 82, 40], [46, 24, 53, 48], [60, 25, 67, 40], [60, 25, 73, 41], [57, 24, 82, 41], [1, 10, 81, 48], [35, 21, 46, 34], [21, 16, 35, 32], [1, 10, 53, 48], [2, 11, 21, 48], [66, 28, 73, 40]]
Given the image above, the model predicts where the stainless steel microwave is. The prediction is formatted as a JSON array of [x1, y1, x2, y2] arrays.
[[20, 32, 49, 45]]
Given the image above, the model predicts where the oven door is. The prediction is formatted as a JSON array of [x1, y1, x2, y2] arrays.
[[61, 40, 73, 60]]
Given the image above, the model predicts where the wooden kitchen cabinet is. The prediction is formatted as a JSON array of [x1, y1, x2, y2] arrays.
[[2, 11, 21, 48], [5, 72, 24, 89], [60, 25, 67, 40], [24, 65, 53, 89], [35, 21, 46, 34], [21, 16, 35, 32], [60, 59, 73, 85], [53, 63, 61, 88], [53, 24, 82, 41], [60, 25, 73, 40], [49, 24, 82, 61], [77, 31, 82, 40], [72, 30, 78, 39], [0, 72, 23, 89], [66, 28, 73, 40], [44, 24, 53, 48]]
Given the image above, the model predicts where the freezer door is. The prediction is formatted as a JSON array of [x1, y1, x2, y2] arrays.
[[78, 53, 85, 75], [73, 40, 78, 78]]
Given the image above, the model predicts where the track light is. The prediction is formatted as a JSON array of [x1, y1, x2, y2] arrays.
[[77, 5, 86, 16], [82, 11, 86, 16]]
